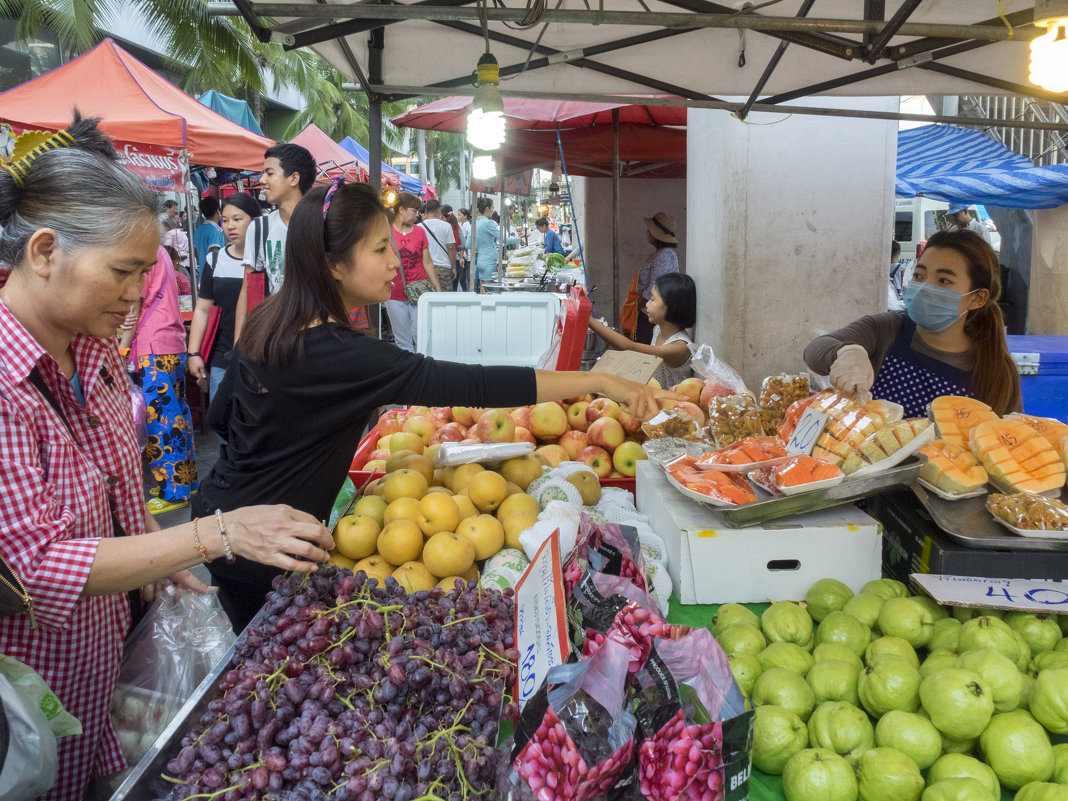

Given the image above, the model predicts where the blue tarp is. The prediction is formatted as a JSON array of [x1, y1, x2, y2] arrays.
[[338, 136, 423, 193], [896, 124, 1068, 210], [197, 90, 263, 136]]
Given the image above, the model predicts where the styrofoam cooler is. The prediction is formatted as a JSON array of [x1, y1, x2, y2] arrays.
[[1007, 335, 1068, 420]]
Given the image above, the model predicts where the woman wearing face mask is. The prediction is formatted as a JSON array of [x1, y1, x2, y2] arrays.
[[804, 230, 1021, 417]]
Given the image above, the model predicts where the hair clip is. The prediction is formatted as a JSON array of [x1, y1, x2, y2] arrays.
[[322, 176, 345, 220], [0, 129, 77, 187]]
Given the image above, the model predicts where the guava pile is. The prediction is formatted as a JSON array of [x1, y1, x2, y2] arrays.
[[716, 578, 1068, 801]]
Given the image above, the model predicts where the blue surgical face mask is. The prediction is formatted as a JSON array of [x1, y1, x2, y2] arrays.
[[903, 282, 976, 332]]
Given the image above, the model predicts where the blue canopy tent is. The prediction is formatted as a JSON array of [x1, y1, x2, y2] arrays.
[[197, 90, 263, 136], [338, 136, 422, 194], [897, 125, 1068, 210]]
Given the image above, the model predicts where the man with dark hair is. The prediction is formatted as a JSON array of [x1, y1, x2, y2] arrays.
[[235, 142, 317, 337], [159, 198, 178, 226], [193, 195, 226, 278], [419, 199, 457, 291], [888, 239, 906, 311], [535, 217, 565, 256]]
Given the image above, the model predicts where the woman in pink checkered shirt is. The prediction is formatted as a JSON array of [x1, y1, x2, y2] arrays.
[[0, 114, 333, 801]]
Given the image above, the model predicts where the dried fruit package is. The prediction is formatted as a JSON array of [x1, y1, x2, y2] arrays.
[[562, 516, 648, 599], [631, 628, 754, 801], [640, 409, 709, 443], [581, 600, 690, 674], [511, 638, 637, 801], [757, 373, 810, 433], [986, 492, 1068, 531], [707, 394, 764, 448]]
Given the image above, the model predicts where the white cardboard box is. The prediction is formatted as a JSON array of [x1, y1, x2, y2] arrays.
[[635, 461, 883, 605]]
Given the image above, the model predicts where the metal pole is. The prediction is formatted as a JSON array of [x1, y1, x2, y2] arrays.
[[498, 151, 506, 286], [180, 150, 198, 304], [368, 28, 384, 190], [739, 0, 817, 120], [611, 109, 621, 328]]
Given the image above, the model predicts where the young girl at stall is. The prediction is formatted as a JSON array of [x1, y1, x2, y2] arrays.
[[588, 272, 698, 389], [196, 180, 682, 631]]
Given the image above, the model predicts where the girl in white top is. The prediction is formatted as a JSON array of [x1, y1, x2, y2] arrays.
[[588, 272, 696, 388]]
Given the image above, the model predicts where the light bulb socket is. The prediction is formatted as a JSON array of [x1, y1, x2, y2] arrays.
[[476, 52, 500, 85]]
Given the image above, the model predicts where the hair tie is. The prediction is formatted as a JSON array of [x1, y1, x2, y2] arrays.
[[322, 176, 345, 220], [0, 129, 77, 187]]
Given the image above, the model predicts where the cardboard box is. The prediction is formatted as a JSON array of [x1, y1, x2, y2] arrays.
[[635, 461, 883, 605], [871, 489, 1068, 583], [589, 349, 663, 385]]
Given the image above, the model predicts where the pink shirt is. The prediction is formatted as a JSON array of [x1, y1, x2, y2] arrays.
[[132, 246, 186, 361]]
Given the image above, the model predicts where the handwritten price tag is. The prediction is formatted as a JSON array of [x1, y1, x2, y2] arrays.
[[513, 531, 569, 710], [786, 408, 829, 455], [913, 573, 1068, 614]]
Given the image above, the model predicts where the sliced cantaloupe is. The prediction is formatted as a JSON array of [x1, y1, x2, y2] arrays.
[[930, 395, 999, 447], [1007, 414, 1068, 455], [919, 438, 989, 494], [969, 419, 1067, 494], [811, 445, 844, 468]]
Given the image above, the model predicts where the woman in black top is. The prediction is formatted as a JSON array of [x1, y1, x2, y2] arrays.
[[196, 181, 676, 630]]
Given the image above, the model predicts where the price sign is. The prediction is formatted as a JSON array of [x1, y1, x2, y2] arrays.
[[786, 408, 829, 455], [913, 573, 1068, 614], [513, 531, 569, 710]]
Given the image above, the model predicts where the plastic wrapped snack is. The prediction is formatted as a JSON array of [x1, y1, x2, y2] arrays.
[[697, 436, 788, 468], [641, 409, 709, 443], [757, 373, 810, 432], [707, 394, 764, 448], [641, 437, 712, 467], [666, 455, 759, 505], [986, 492, 1068, 531]]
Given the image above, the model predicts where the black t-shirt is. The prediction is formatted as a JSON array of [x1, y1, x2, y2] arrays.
[[198, 246, 245, 369], [199, 323, 537, 526]]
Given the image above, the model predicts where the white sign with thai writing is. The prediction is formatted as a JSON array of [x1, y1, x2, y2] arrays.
[[913, 573, 1068, 614], [513, 530, 569, 710]]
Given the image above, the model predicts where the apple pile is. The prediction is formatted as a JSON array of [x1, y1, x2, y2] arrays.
[[720, 577, 1068, 801], [363, 400, 648, 479], [330, 451, 547, 594]]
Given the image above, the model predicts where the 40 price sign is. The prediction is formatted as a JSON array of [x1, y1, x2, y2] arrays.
[[912, 574, 1068, 615]]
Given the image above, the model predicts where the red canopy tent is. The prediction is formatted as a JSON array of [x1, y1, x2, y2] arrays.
[[0, 38, 274, 175], [289, 123, 370, 182]]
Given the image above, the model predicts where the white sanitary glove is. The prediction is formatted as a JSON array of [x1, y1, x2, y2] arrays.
[[829, 344, 875, 399]]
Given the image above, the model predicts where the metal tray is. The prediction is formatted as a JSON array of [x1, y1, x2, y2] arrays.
[[719, 458, 923, 528], [107, 608, 263, 801], [910, 482, 1068, 552]]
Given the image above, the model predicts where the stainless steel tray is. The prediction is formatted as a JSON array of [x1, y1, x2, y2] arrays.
[[910, 482, 1068, 552], [107, 608, 264, 801], [720, 459, 922, 528]]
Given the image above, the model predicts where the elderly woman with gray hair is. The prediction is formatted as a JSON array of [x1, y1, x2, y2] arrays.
[[0, 113, 332, 800]]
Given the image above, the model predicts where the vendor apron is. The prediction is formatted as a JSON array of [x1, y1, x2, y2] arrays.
[[869, 317, 974, 418]]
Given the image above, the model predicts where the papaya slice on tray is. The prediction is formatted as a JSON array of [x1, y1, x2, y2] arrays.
[[772, 455, 843, 488], [970, 419, 1067, 494], [919, 438, 989, 495], [930, 395, 998, 447], [1008, 414, 1068, 463]]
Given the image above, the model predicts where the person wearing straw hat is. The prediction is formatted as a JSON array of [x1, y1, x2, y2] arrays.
[[619, 210, 681, 344]]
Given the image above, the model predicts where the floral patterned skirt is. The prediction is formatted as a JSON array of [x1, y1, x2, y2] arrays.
[[133, 353, 198, 501]]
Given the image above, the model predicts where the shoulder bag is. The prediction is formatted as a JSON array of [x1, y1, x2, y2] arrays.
[[245, 216, 270, 315]]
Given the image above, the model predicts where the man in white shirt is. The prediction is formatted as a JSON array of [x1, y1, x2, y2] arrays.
[[419, 199, 457, 291], [234, 142, 316, 339], [946, 203, 994, 245]]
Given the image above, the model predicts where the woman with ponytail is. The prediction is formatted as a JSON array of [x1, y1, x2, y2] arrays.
[[805, 229, 1020, 416]]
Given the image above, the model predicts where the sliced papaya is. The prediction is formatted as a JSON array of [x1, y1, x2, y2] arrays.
[[970, 419, 1067, 494]]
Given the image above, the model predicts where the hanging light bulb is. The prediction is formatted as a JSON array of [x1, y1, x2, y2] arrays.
[[472, 154, 497, 180], [467, 52, 506, 151], [1030, 0, 1068, 93]]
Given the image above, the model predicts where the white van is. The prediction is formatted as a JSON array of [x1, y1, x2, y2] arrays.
[[894, 196, 949, 260]]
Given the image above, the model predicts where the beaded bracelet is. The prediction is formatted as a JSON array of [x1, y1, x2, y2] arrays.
[[216, 509, 236, 563], [191, 517, 209, 563]]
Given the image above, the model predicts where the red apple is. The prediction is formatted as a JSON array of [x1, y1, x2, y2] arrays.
[[407, 405, 431, 418], [618, 409, 643, 435], [530, 401, 569, 440], [587, 417, 625, 453], [558, 430, 588, 460], [510, 406, 533, 431], [475, 408, 515, 443], [534, 444, 569, 468], [451, 406, 476, 427], [674, 377, 706, 406], [611, 441, 646, 477], [402, 415, 436, 445], [368, 448, 390, 462], [378, 410, 406, 437], [430, 406, 453, 425], [429, 422, 466, 445], [460, 437, 481, 445], [585, 397, 621, 424], [567, 401, 590, 432], [676, 401, 706, 425], [514, 426, 536, 444], [579, 445, 612, 478]]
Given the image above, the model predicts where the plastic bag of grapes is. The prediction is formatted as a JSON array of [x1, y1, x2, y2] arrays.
[[631, 628, 754, 801], [579, 597, 690, 674], [562, 516, 648, 599], [510, 638, 637, 801]]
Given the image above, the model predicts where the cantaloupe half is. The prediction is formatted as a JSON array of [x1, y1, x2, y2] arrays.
[[969, 419, 1067, 494], [1008, 414, 1068, 466], [919, 438, 988, 494], [930, 395, 999, 447]]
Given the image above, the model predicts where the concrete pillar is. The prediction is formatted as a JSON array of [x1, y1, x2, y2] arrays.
[[1029, 206, 1068, 335], [686, 98, 898, 389]]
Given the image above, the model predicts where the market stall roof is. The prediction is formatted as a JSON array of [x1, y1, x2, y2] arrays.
[[897, 124, 1068, 209], [337, 136, 411, 191], [217, 1, 1068, 119], [197, 90, 264, 136], [288, 123, 368, 181], [0, 38, 274, 171]]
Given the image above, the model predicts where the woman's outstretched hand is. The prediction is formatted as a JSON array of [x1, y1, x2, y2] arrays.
[[224, 505, 334, 573]]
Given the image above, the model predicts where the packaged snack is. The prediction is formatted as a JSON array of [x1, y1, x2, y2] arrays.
[[757, 373, 810, 432], [707, 394, 764, 448], [986, 492, 1068, 531], [696, 436, 789, 468], [641, 409, 709, 443], [665, 455, 759, 505]]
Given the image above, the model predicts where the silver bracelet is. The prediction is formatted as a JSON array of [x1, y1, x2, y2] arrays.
[[215, 509, 236, 563]]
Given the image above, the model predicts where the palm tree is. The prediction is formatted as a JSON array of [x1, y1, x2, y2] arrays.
[[422, 128, 466, 193], [1, 0, 103, 57]]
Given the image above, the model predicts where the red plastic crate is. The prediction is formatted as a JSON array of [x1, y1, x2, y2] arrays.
[[348, 424, 385, 488], [539, 286, 592, 372]]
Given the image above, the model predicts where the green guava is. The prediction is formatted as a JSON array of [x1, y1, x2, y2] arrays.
[[853, 746, 924, 801], [806, 578, 855, 623], [813, 642, 864, 671], [959, 616, 1029, 671], [927, 617, 962, 653], [781, 748, 858, 801], [843, 593, 886, 629], [753, 667, 817, 722], [1006, 612, 1063, 655], [953, 607, 1003, 623], [877, 597, 935, 648], [911, 594, 949, 621], [873, 710, 942, 770], [861, 578, 909, 600], [927, 752, 1002, 798], [919, 667, 994, 739], [727, 652, 762, 697], [955, 649, 1023, 712], [920, 777, 997, 801], [758, 642, 815, 676], [751, 704, 809, 775], [920, 649, 961, 679], [762, 601, 815, 650], [979, 710, 1054, 789], [865, 636, 919, 669], [806, 659, 860, 706], [858, 654, 921, 717], [806, 701, 874, 766], [717, 622, 767, 656], [815, 611, 872, 658], [1015, 782, 1068, 801], [1029, 667, 1068, 734], [1032, 651, 1068, 672], [713, 602, 760, 634], [1051, 742, 1068, 784]]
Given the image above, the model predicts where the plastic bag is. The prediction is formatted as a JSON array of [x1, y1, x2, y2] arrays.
[[706, 394, 764, 448], [110, 586, 235, 770], [757, 373, 810, 433], [562, 516, 648, 599], [640, 410, 710, 444], [0, 655, 82, 801], [688, 344, 747, 399]]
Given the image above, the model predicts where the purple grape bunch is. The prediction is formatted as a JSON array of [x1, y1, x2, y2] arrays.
[[637, 710, 726, 801], [161, 567, 519, 801]]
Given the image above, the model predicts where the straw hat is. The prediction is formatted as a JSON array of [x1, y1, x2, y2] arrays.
[[643, 211, 677, 244]]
